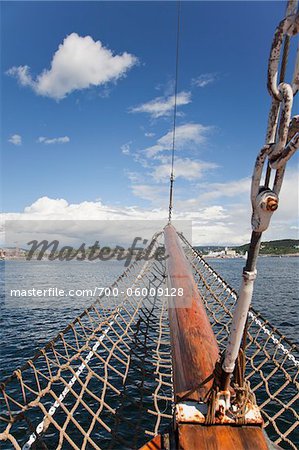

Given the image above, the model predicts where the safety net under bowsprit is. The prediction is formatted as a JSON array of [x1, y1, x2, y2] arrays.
[[0, 232, 298, 449]]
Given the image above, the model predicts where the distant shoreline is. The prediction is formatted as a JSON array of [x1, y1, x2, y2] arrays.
[[2, 253, 299, 262], [204, 254, 299, 260], [259, 253, 299, 258]]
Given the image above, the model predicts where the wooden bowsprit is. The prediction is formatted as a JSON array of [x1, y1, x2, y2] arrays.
[[164, 224, 219, 402], [142, 224, 274, 450]]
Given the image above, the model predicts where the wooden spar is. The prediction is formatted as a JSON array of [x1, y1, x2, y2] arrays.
[[159, 224, 273, 450], [140, 224, 274, 449], [164, 224, 219, 401]]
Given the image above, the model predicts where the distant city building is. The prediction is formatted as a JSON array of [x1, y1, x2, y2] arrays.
[[206, 247, 237, 258], [225, 247, 236, 257], [207, 250, 225, 258], [2, 248, 26, 259]]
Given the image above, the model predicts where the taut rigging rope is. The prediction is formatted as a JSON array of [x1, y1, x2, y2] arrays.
[[168, 1, 181, 223]]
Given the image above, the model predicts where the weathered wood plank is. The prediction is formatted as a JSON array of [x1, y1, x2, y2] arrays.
[[164, 224, 219, 401], [178, 425, 271, 450]]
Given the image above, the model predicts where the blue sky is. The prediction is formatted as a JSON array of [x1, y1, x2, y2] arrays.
[[1, 1, 298, 245]]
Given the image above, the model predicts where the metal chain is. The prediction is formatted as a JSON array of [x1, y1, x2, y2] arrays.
[[222, 1, 299, 392], [252, 1, 299, 233]]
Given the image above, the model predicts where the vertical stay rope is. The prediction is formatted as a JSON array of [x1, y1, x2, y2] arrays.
[[168, 1, 181, 223]]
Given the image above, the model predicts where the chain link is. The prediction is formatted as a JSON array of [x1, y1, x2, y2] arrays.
[[251, 3, 299, 233], [222, 1, 299, 412]]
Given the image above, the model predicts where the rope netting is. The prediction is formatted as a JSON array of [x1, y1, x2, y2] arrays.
[[180, 233, 299, 450], [0, 235, 173, 449], [1, 231, 298, 449]]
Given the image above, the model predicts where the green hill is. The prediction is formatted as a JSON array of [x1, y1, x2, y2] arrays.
[[194, 239, 299, 256], [235, 239, 299, 255]]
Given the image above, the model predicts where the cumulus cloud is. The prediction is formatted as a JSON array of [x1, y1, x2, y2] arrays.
[[1, 196, 244, 247], [125, 123, 216, 200], [130, 91, 191, 118], [7, 33, 137, 100], [2, 168, 298, 248], [8, 134, 22, 146], [143, 123, 212, 157], [192, 73, 218, 88], [2, 197, 175, 247], [0, 196, 258, 247], [37, 136, 70, 145]]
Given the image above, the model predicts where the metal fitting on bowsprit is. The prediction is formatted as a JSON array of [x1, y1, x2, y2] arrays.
[[251, 188, 279, 232], [265, 196, 278, 212]]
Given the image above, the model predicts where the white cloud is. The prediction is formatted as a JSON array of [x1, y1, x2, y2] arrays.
[[192, 73, 218, 88], [2, 168, 298, 248], [7, 66, 33, 87], [145, 132, 155, 138], [124, 171, 144, 184], [121, 142, 131, 155], [132, 152, 150, 169], [151, 158, 217, 183], [37, 136, 70, 145], [197, 178, 251, 203], [7, 33, 137, 100], [155, 79, 175, 96], [8, 134, 22, 146], [0, 196, 253, 247], [192, 222, 250, 246], [131, 184, 168, 202], [143, 123, 212, 157], [130, 91, 191, 118], [13, 196, 161, 221], [2, 197, 172, 246], [271, 167, 299, 224]]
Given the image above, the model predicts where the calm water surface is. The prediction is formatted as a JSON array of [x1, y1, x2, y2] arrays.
[[0, 260, 124, 380], [0, 256, 298, 379], [207, 256, 299, 343], [0, 256, 298, 449]]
